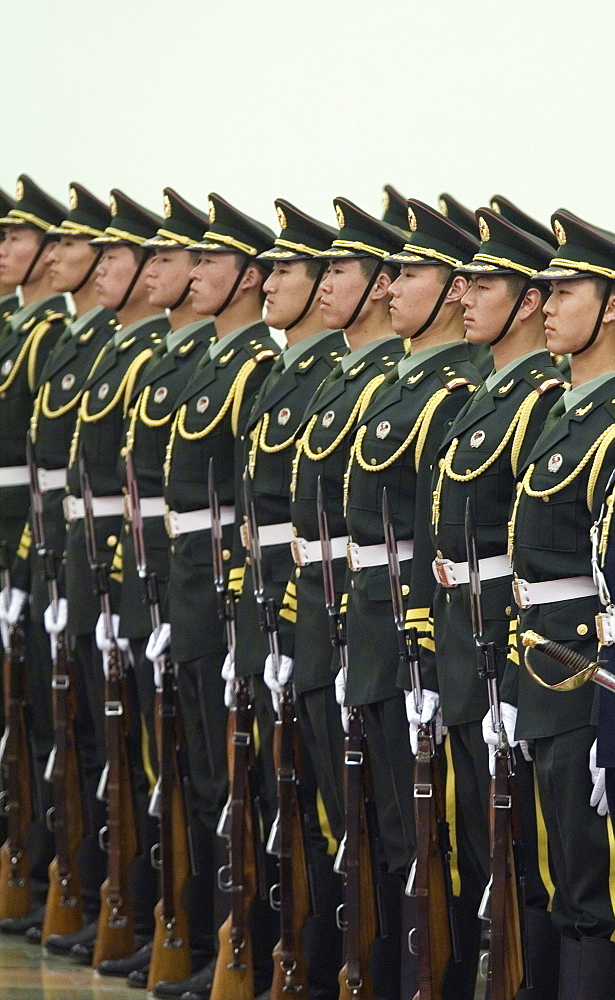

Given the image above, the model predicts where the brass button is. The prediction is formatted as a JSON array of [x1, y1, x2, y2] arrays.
[[505, 606, 512, 616], [577, 623, 588, 636], [293, 525, 298, 536], [542, 496, 550, 503], [171, 544, 176, 554], [446, 593, 451, 603], [402, 584, 410, 596], [222, 548, 231, 561], [351, 580, 355, 588], [317, 446, 322, 454], [246, 555, 251, 566], [371, 458, 376, 466], [107, 535, 118, 547], [295, 568, 301, 578], [120, 446, 127, 457], [124, 524, 130, 534], [465, 469, 471, 475]]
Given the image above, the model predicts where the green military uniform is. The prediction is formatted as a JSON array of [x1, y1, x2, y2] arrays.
[[502, 210, 615, 992]]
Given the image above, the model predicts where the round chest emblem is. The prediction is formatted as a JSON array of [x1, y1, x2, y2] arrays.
[[470, 430, 485, 449], [1, 358, 13, 376], [153, 386, 168, 404], [322, 410, 335, 428], [97, 382, 110, 400], [61, 373, 76, 391], [277, 407, 291, 426], [376, 420, 391, 440], [548, 453, 563, 473], [196, 395, 209, 414]]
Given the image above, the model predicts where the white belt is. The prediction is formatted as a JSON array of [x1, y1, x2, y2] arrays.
[[123, 495, 166, 521], [433, 553, 511, 588], [240, 520, 295, 550], [291, 535, 348, 567], [164, 505, 235, 539], [347, 539, 414, 572], [0, 465, 30, 487], [37, 467, 67, 493], [513, 575, 598, 610], [63, 495, 124, 523]]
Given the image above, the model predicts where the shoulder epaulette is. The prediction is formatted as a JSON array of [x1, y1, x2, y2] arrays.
[[254, 349, 276, 363], [536, 376, 565, 395], [444, 376, 471, 392], [45, 311, 67, 322]]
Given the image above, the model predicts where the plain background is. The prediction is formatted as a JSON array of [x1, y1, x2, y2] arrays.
[[1, 0, 611, 233]]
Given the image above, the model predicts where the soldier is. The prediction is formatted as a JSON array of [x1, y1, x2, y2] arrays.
[[342, 198, 481, 999], [503, 210, 615, 997], [42, 190, 169, 961], [428, 207, 565, 999], [0, 187, 19, 312], [145, 193, 279, 1000], [264, 198, 408, 999]]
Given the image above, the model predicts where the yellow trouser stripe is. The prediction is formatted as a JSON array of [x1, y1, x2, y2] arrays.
[[444, 736, 461, 896], [141, 717, 157, 794], [316, 790, 337, 855], [607, 814, 615, 940], [533, 770, 555, 909]]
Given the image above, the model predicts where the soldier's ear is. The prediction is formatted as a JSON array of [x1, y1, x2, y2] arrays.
[[371, 268, 394, 300], [445, 274, 469, 304], [602, 290, 615, 325], [518, 286, 543, 321]]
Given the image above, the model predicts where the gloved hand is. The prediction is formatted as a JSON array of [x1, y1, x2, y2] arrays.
[[0, 587, 28, 626], [334, 667, 350, 734], [405, 688, 441, 755], [152, 652, 177, 691], [146, 622, 171, 662], [221, 651, 235, 709], [43, 597, 69, 660], [481, 702, 531, 778], [589, 739, 609, 816], [95, 612, 129, 653], [264, 652, 294, 712]]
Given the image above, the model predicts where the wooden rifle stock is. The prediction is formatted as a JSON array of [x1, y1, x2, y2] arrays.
[[210, 678, 257, 1000], [488, 748, 523, 1000], [92, 645, 139, 967], [0, 619, 32, 919]]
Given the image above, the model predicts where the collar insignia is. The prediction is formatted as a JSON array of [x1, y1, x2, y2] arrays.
[[179, 339, 194, 354], [498, 378, 515, 394], [348, 362, 365, 377], [219, 349, 234, 365], [575, 402, 593, 416], [298, 355, 314, 369], [407, 370, 424, 384]]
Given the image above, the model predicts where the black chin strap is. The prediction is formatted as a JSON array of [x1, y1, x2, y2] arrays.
[[70, 249, 102, 295], [344, 260, 384, 331], [286, 262, 327, 331], [489, 279, 532, 347], [572, 279, 614, 356], [168, 279, 192, 313], [115, 250, 150, 312], [411, 271, 456, 340], [20, 234, 51, 286], [214, 256, 250, 317]]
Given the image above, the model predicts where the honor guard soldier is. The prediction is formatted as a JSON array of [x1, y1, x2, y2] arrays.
[[503, 210, 615, 998], [0, 187, 19, 312], [146, 194, 278, 1000], [99, 188, 216, 986], [428, 207, 564, 998], [342, 199, 481, 1000], [264, 198, 407, 999]]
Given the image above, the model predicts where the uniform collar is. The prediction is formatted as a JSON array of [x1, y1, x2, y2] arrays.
[[9, 292, 71, 332], [165, 318, 213, 355], [282, 328, 334, 370], [484, 348, 544, 392], [397, 340, 460, 380], [113, 313, 166, 347], [564, 371, 615, 412], [209, 321, 262, 360], [340, 334, 397, 372], [70, 304, 110, 338]]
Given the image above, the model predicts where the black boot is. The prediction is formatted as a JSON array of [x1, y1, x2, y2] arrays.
[[558, 935, 581, 1000], [97, 940, 153, 976], [514, 906, 560, 1000], [153, 957, 217, 998], [44, 919, 98, 955], [577, 935, 615, 999]]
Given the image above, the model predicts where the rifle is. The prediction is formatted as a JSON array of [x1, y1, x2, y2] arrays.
[[316, 477, 377, 1000], [125, 452, 193, 988], [0, 541, 32, 919], [243, 469, 313, 998], [79, 449, 139, 967], [26, 432, 84, 940], [209, 459, 263, 1000], [382, 488, 459, 1000], [465, 500, 530, 1000]]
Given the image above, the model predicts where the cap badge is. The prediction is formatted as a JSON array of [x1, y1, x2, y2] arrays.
[[153, 386, 168, 404], [196, 395, 209, 414], [407, 207, 418, 232], [382, 190, 390, 213], [478, 217, 490, 243], [69, 187, 78, 210], [438, 198, 448, 217], [554, 220, 567, 246], [277, 407, 291, 426], [97, 382, 110, 400], [376, 420, 391, 440], [470, 430, 485, 449], [491, 200, 501, 214], [208, 200, 216, 224], [61, 373, 76, 391], [163, 195, 172, 219], [1, 359, 13, 376], [548, 452, 563, 473], [276, 206, 287, 230], [335, 205, 345, 229], [109, 195, 118, 217], [15, 179, 24, 202], [322, 409, 335, 428]]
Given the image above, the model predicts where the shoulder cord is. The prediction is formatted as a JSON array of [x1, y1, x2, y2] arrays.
[[79, 349, 152, 423]]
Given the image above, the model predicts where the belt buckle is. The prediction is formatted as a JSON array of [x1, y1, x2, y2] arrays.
[[347, 541, 360, 572], [596, 608, 615, 645], [63, 495, 77, 523], [291, 538, 308, 567], [513, 577, 531, 609], [38, 468, 49, 493], [240, 521, 250, 550], [433, 556, 455, 588], [164, 507, 179, 539]]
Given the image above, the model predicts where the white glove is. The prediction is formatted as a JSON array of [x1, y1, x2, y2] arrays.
[[95, 612, 129, 653], [590, 739, 609, 816], [221, 651, 236, 709], [146, 622, 171, 662], [263, 652, 293, 694], [334, 667, 350, 734], [0, 587, 28, 626], [405, 688, 441, 755], [481, 702, 531, 778], [224, 677, 235, 709], [43, 597, 69, 660]]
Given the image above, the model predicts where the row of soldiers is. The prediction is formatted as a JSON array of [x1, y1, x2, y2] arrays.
[[0, 173, 614, 1000]]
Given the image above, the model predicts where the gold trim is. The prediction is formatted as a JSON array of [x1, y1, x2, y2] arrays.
[[543, 258, 615, 280], [150, 228, 197, 247], [471, 253, 536, 276], [271, 237, 320, 256], [391, 243, 461, 267], [201, 231, 258, 255], [51, 220, 106, 238], [0, 209, 53, 231], [329, 239, 389, 258], [95, 226, 147, 245]]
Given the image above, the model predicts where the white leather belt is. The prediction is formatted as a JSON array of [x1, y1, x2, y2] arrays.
[[63, 495, 124, 522], [347, 539, 414, 572], [433, 553, 511, 588], [124, 495, 166, 521], [513, 575, 598, 610], [240, 520, 295, 550], [37, 467, 67, 493], [0, 465, 30, 487], [164, 505, 235, 539], [291, 535, 348, 567]]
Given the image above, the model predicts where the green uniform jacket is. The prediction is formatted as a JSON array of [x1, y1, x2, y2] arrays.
[[279, 336, 406, 695], [428, 352, 566, 727], [0, 294, 70, 559], [11, 306, 117, 618], [235, 329, 347, 678], [64, 315, 169, 634], [0, 292, 18, 330], [164, 321, 278, 664], [117, 320, 215, 639], [344, 341, 481, 706], [501, 377, 615, 739]]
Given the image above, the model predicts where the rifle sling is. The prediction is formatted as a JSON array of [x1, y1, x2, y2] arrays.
[[490, 750, 512, 995], [6, 623, 29, 869], [414, 731, 436, 995], [159, 664, 177, 933], [50, 634, 74, 900], [229, 689, 252, 963], [278, 698, 299, 984], [104, 651, 131, 928], [344, 712, 364, 993]]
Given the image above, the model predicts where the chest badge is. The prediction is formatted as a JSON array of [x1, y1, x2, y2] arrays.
[[376, 420, 391, 440], [277, 407, 291, 426], [97, 382, 110, 400], [322, 410, 335, 428], [470, 430, 485, 449], [61, 373, 76, 391], [1, 358, 13, 376], [196, 395, 209, 414], [548, 453, 563, 473], [153, 386, 168, 404]]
